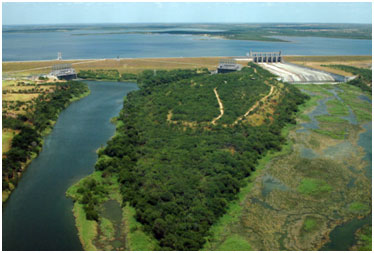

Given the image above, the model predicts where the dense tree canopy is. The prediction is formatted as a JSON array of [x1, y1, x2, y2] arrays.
[[91, 67, 308, 250]]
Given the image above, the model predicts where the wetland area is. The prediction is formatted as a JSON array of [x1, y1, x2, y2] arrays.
[[204, 83, 372, 251]]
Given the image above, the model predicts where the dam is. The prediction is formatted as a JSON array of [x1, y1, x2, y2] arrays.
[[250, 51, 283, 63], [248, 50, 345, 83], [259, 62, 341, 83]]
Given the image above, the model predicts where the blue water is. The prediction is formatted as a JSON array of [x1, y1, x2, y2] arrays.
[[2, 26, 372, 61], [261, 174, 288, 197], [2, 81, 138, 251], [296, 96, 332, 132], [358, 94, 372, 103]]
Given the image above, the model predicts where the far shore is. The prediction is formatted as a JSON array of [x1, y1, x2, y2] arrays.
[[3, 54, 372, 63]]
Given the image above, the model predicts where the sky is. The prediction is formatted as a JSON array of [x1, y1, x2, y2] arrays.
[[2, 2, 372, 25]]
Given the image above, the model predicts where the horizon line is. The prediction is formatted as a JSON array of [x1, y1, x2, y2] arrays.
[[4, 22, 373, 26]]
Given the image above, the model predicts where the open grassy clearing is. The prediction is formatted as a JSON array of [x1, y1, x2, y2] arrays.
[[4, 56, 370, 79], [2, 93, 40, 102], [284, 56, 372, 76], [2, 129, 19, 154], [3, 57, 231, 76]]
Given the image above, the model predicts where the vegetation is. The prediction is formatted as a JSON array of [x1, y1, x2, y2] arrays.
[[303, 217, 317, 231], [121, 73, 137, 81], [67, 170, 157, 250], [2, 81, 89, 198], [202, 124, 295, 250], [216, 235, 251, 251], [298, 178, 332, 196], [315, 115, 347, 123], [123, 203, 159, 250], [284, 55, 372, 63], [76, 66, 308, 250], [326, 99, 349, 116], [202, 83, 372, 250], [337, 83, 371, 123], [351, 225, 372, 251], [348, 202, 370, 213], [72, 202, 98, 251], [323, 65, 372, 93], [78, 69, 121, 80]]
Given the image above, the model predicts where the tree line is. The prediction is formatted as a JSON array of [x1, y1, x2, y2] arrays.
[[78, 69, 138, 81], [323, 64, 372, 93]]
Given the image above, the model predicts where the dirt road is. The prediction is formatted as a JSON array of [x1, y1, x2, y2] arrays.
[[211, 87, 224, 125]]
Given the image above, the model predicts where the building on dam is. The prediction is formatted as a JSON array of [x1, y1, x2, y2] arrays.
[[216, 59, 242, 73], [49, 63, 77, 80], [250, 50, 283, 63]]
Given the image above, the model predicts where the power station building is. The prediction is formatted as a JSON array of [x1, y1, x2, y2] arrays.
[[50, 64, 77, 80], [217, 59, 242, 73]]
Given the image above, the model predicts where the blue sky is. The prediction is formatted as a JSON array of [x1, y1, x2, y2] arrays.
[[2, 2, 372, 25]]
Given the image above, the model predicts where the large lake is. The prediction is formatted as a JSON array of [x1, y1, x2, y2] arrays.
[[2, 81, 138, 251], [2, 28, 372, 61]]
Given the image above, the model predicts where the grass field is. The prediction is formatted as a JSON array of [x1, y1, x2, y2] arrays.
[[2, 93, 40, 102], [4, 56, 370, 78], [284, 56, 372, 76], [2, 129, 19, 154], [3, 57, 231, 76]]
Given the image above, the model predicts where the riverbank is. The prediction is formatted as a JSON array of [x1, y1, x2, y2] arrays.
[[2, 86, 90, 203], [66, 170, 158, 251], [2, 81, 139, 251]]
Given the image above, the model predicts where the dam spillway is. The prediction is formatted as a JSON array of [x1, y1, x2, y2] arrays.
[[259, 62, 339, 83]]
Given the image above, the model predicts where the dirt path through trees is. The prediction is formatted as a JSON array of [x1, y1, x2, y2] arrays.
[[211, 87, 224, 125], [233, 84, 275, 125]]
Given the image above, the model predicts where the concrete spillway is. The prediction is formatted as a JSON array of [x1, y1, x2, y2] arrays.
[[259, 62, 337, 83]]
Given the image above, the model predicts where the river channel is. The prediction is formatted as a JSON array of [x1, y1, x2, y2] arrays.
[[2, 81, 138, 251]]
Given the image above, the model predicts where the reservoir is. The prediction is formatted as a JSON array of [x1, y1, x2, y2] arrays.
[[2, 27, 372, 61], [2, 81, 138, 251]]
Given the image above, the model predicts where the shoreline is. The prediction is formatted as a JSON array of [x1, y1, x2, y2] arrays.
[[2, 89, 91, 204], [3, 54, 372, 64]]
